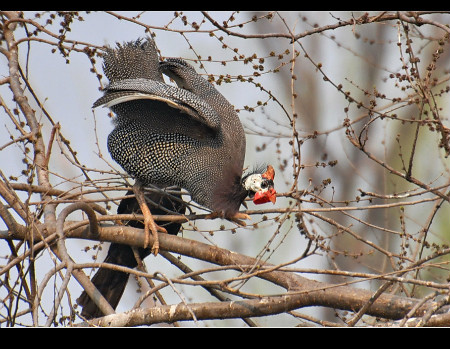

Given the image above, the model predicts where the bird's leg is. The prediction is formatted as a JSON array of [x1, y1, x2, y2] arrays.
[[133, 183, 167, 255]]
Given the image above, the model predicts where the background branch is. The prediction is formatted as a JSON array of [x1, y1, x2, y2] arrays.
[[1, 10, 449, 327]]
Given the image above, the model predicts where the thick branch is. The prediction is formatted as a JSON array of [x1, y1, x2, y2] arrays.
[[4, 220, 440, 324]]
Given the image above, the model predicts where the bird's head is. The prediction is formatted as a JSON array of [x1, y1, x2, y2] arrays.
[[243, 165, 277, 205]]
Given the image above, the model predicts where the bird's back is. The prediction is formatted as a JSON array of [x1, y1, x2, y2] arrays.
[[97, 38, 246, 215]]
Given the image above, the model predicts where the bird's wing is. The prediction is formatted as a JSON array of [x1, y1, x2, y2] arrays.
[[93, 79, 221, 132]]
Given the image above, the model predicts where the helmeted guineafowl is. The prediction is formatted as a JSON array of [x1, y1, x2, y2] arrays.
[[94, 37, 276, 255], [78, 37, 276, 318]]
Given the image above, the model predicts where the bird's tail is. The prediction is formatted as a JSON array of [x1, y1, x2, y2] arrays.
[[102, 38, 163, 83], [76, 243, 140, 319], [76, 188, 185, 320]]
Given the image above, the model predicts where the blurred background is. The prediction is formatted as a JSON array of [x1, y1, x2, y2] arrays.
[[1, 11, 449, 326]]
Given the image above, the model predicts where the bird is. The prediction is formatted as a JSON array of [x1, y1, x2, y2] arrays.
[[93, 37, 276, 256], [77, 188, 186, 319]]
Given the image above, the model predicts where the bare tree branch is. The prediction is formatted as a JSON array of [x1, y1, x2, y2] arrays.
[[1, 10, 449, 327]]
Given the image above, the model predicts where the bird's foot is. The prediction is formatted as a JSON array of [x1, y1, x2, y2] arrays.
[[204, 212, 220, 220], [227, 212, 251, 226], [205, 211, 251, 226], [133, 184, 167, 256], [139, 203, 158, 255], [143, 215, 168, 255]]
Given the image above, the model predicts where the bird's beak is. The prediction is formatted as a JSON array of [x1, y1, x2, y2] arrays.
[[253, 187, 277, 205]]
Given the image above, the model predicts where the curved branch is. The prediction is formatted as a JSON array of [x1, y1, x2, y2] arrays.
[[4, 216, 444, 324], [52, 203, 114, 321], [63, 223, 446, 323], [67, 223, 448, 326]]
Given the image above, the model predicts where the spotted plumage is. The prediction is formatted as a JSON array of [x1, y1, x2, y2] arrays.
[[95, 38, 275, 219], [77, 37, 277, 318]]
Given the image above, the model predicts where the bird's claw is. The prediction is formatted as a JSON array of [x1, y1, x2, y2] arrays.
[[205, 211, 251, 226], [143, 220, 168, 255], [204, 212, 219, 220], [142, 216, 157, 255], [228, 212, 251, 226]]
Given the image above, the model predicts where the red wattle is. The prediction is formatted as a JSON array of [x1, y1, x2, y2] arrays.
[[253, 188, 277, 205]]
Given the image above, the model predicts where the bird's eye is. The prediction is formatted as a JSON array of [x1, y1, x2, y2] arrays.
[[260, 181, 268, 189]]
